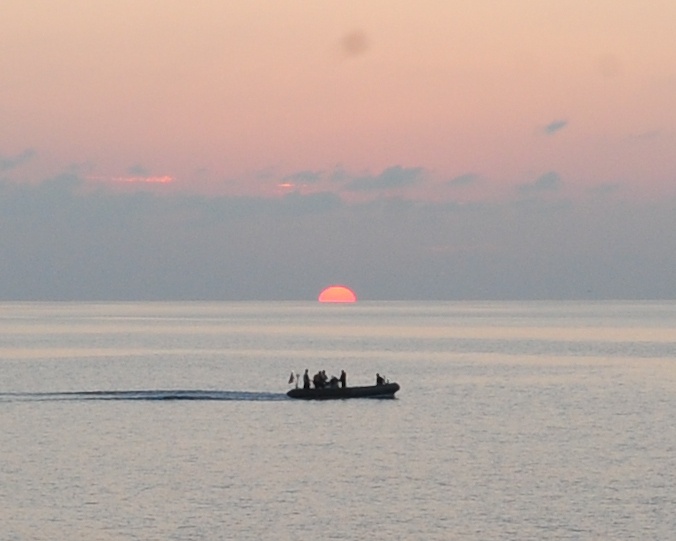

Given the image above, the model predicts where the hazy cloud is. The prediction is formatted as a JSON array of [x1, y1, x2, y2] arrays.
[[629, 129, 661, 141], [329, 166, 351, 183], [518, 171, 563, 194], [544, 120, 568, 135], [282, 170, 323, 184], [0, 149, 36, 171], [127, 164, 150, 175], [280, 191, 342, 214], [589, 182, 621, 197], [446, 173, 478, 187], [345, 166, 424, 192], [341, 30, 369, 58]]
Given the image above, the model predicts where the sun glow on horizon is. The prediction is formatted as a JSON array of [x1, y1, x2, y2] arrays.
[[87, 175, 175, 184], [318, 285, 357, 303]]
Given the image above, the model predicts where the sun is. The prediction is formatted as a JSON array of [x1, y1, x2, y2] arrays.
[[318, 285, 357, 303]]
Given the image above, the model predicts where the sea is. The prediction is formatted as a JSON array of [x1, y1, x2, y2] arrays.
[[1, 301, 675, 540]]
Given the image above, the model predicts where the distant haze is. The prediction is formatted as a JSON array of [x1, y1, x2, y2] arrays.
[[1, 176, 675, 300]]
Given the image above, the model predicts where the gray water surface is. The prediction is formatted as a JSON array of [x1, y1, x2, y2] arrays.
[[1, 301, 675, 540]]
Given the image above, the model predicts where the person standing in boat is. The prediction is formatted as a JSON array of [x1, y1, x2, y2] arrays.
[[339, 370, 347, 388], [303, 369, 310, 389], [376, 373, 385, 386]]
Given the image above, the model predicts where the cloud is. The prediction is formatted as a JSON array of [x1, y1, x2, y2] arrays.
[[344, 166, 425, 192], [87, 173, 174, 184], [629, 129, 661, 141], [0, 149, 36, 172], [446, 173, 478, 187], [280, 191, 342, 214], [341, 30, 369, 58], [589, 182, 621, 197], [127, 164, 150, 175], [518, 171, 563, 194], [282, 170, 323, 184], [329, 166, 351, 183], [544, 120, 568, 135]]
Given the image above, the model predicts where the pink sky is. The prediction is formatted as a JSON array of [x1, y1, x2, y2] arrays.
[[3, 1, 676, 201]]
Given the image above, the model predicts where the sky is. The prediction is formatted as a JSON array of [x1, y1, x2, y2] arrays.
[[2, 1, 676, 300]]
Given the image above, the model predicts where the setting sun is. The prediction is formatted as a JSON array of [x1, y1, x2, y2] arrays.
[[318, 285, 357, 303]]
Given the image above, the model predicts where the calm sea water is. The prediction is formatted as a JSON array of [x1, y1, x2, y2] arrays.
[[1, 301, 675, 540]]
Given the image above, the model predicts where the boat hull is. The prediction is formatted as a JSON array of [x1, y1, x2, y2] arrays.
[[287, 382, 400, 400]]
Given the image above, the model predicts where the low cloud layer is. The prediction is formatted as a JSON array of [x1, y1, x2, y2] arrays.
[[1, 174, 675, 300], [518, 171, 563, 194], [0, 149, 36, 172], [446, 173, 479, 187], [345, 166, 425, 192]]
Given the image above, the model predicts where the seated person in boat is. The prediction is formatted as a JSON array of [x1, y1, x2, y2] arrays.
[[328, 375, 340, 388], [313, 371, 327, 389]]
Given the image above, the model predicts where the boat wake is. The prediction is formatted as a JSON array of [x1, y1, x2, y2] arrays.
[[0, 390, 288, 403]]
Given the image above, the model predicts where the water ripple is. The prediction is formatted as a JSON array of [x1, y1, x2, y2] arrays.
[[0, 390, 288, 403]]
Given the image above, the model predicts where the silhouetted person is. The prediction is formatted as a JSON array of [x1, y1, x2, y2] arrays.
[[303, 369, 310, 389], [340, 370, 347, 388], [313, 371, 324, 389], [376, 373, 385, 386]]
